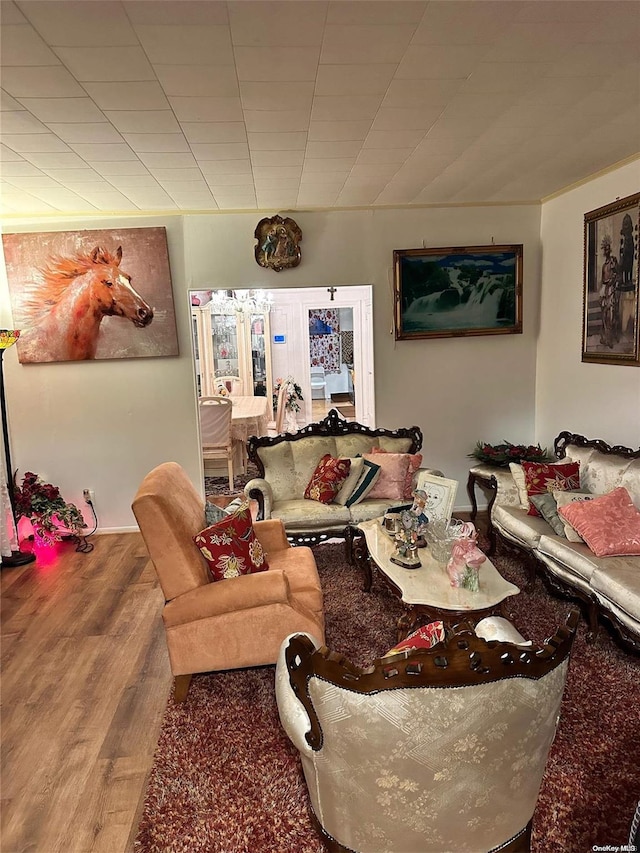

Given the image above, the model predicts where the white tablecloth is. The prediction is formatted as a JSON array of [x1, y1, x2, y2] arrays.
[[230, 395, 270, 443]]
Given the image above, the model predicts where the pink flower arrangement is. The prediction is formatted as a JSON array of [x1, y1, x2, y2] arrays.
[[14, 471, 86, 545]]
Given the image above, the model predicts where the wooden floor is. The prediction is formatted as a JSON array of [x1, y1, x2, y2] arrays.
[[1, 533, 171, 853]]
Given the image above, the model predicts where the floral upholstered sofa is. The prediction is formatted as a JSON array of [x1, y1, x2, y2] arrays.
[[488, 431, 640, 652], [244, 409, 442, 548]]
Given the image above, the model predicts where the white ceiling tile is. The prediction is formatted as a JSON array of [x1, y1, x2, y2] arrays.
[[0, 144, 24, 161], [1, 193, 55, 212], [321, 24, 415, 64], [73, 188, 139, 209], [18, 1, 138, 46], [303, 157, 355, 172], [206, 175, 254, 188], [191, 142, 249, 160], [105, 111, 181, 134], [4, 174, 63, 189], [300, 172, 347, 186], [308, 121, 370, 142], [411, 1, 510, 46], [327, 2, 426, 26], [464, 63, 551, 94], [1, 90, 22, 110], [1, 66, 85, 98], [106, 175, 163, 188], [253, 165, 302, 180], [181, 122, 246, 144], [0, 24, 61, 65], [247, 132, 307, 151], [1, 111, 49, 134], [62, 181, 115, 193], [375, 184, 419, 205], [251, 150, 304, 167], [228, 1, 326, 46], [70, 143, 138, 161], [1, 160, 45, 176], [118, 187, 177, 207], [157, 179, 209, 191], [370, 108, 440, 132], [83, 82, 170, 111], [254, 176, 299, 189], [44, 168, 105, 182], [169, 97, 243, 123], [47, 123, 124, 144], [382, 78, 464, 108], [364, 130, 424, 149], [244, 110, 310, 133], [137, 152, 197, 169], [311, 95, 382, 122], [297, 188, 340, 206], [240, 81, 314, 112], [305, 140, 363, 158], [234, 46, 320, 82], [3, 133, 71, 153], [355, 149, 412, 165], [122, 133, 190, 153], [349, 163, 399, 179], [315, 65, 396, 96], [135, 25, 233, 65], [91, 161, 151, 176], [396, 45, 490, 79], [209, 189, 255, 204], [125, 1, 229, 25], [1, 2, 28, 24], [145, 168, 203, 182], [336, 186, 380, 205], [153, 65, 239, 98], [165, 190, 218, 205], [199, 159, 252, 176], [53, 46, 155, 82], [22, 151, 94, 168], [27, 187, 96, 209], [256, 190, 298, 207], [17, 98, 106, 123]]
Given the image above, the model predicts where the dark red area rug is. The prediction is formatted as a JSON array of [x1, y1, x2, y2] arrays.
[[134, 544, 639, 853]]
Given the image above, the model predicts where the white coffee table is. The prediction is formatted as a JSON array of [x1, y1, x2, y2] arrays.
[[354, 518, 520, 639]]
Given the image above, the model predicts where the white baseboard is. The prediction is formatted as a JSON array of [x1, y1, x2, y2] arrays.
[[92, 525, 140, 535]]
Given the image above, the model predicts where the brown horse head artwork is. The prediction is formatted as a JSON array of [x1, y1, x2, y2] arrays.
[[17, 245, 154, 363]]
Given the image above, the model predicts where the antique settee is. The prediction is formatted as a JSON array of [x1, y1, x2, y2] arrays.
[[487, 432, 640, 652], [244, 409, 442, 547]]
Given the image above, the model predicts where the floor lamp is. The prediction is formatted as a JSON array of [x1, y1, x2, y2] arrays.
[[0, 330, 35, 567]]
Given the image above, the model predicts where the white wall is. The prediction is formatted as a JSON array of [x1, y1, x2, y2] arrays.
[[537, 162, 640, 451], [2, 203, 541, 531]]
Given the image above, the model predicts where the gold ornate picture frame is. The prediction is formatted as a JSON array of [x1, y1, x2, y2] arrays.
[[254, 215, 302, 272]]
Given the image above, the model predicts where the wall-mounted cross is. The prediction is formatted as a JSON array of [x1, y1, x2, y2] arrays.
[[327, 287, 337, 301]]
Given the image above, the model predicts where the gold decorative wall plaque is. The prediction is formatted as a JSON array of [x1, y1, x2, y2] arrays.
[[254, 215, 302, 272]]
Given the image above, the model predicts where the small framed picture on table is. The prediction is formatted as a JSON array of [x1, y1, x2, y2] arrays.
[[415, 473, 459, 524]]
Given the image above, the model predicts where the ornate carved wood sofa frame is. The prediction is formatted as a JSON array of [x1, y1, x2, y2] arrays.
[[244, 409, 440, 549], [489, 431, 640, 653]]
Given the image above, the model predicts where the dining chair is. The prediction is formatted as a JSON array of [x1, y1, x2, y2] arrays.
[[215, 375, 243, 396], [310, 365, 327, 400], [267, 381, 288, 436], [198, 396, 235, 490]]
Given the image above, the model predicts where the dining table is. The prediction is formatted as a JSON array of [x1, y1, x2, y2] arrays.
[[229, 394, 271, 444]]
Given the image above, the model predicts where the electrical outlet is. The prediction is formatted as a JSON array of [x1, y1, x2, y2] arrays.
[[83, 489, 95, 504]]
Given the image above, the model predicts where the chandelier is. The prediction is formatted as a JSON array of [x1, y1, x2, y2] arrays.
[[207, 289, 274, 314]]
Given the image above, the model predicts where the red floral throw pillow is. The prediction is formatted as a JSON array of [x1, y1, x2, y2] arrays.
[[194, 504, 269, 582], [558, 487, 640, 557], [370, 447, 423, 499], [522, 461, 580, 517], [304, 454, 351, 504], [383, 621, 446, 658]]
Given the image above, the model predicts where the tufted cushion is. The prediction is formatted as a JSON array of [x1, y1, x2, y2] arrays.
[[194, 504, 269, 581], [558, 487, 640, 557], [305, 455, 351, 504]]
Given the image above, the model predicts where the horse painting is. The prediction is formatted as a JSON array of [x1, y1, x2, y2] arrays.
[[16, 245, 154, 363]]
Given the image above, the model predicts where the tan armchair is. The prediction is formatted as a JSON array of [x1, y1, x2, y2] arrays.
[[132, 462, 325, 702], [276, 613, 578, 853]]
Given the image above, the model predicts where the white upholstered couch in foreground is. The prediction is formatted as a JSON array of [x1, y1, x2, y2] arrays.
[[244, 409, 442, 548], [489, 431, 640, 652]]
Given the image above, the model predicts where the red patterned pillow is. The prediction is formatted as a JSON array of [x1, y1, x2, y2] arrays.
[[558, 487, 640, 557], [194, 504, 269, 582], [304, 454, 351, 504], [371, 447, 423, 499], [383, 621, 446, 657], [522, 461, 580, 517]]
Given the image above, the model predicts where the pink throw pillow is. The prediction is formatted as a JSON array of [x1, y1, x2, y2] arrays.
[[364, 452, 411, 501], [557, 487, 640, 557], [370, 448, 423, 499]]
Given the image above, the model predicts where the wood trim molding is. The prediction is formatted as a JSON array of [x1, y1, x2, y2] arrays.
[[554, 431, 640, 460]]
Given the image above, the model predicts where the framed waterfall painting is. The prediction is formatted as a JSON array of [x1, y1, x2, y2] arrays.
[[581, 192, 640, 366], [393, 244, 523, 341]]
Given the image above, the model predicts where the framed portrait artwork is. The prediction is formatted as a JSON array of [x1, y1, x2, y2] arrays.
[[2, 226, 179, 364], [582, 192, 640, 366], [415, 473, 458, 524], [393, 244, 523, 340]]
